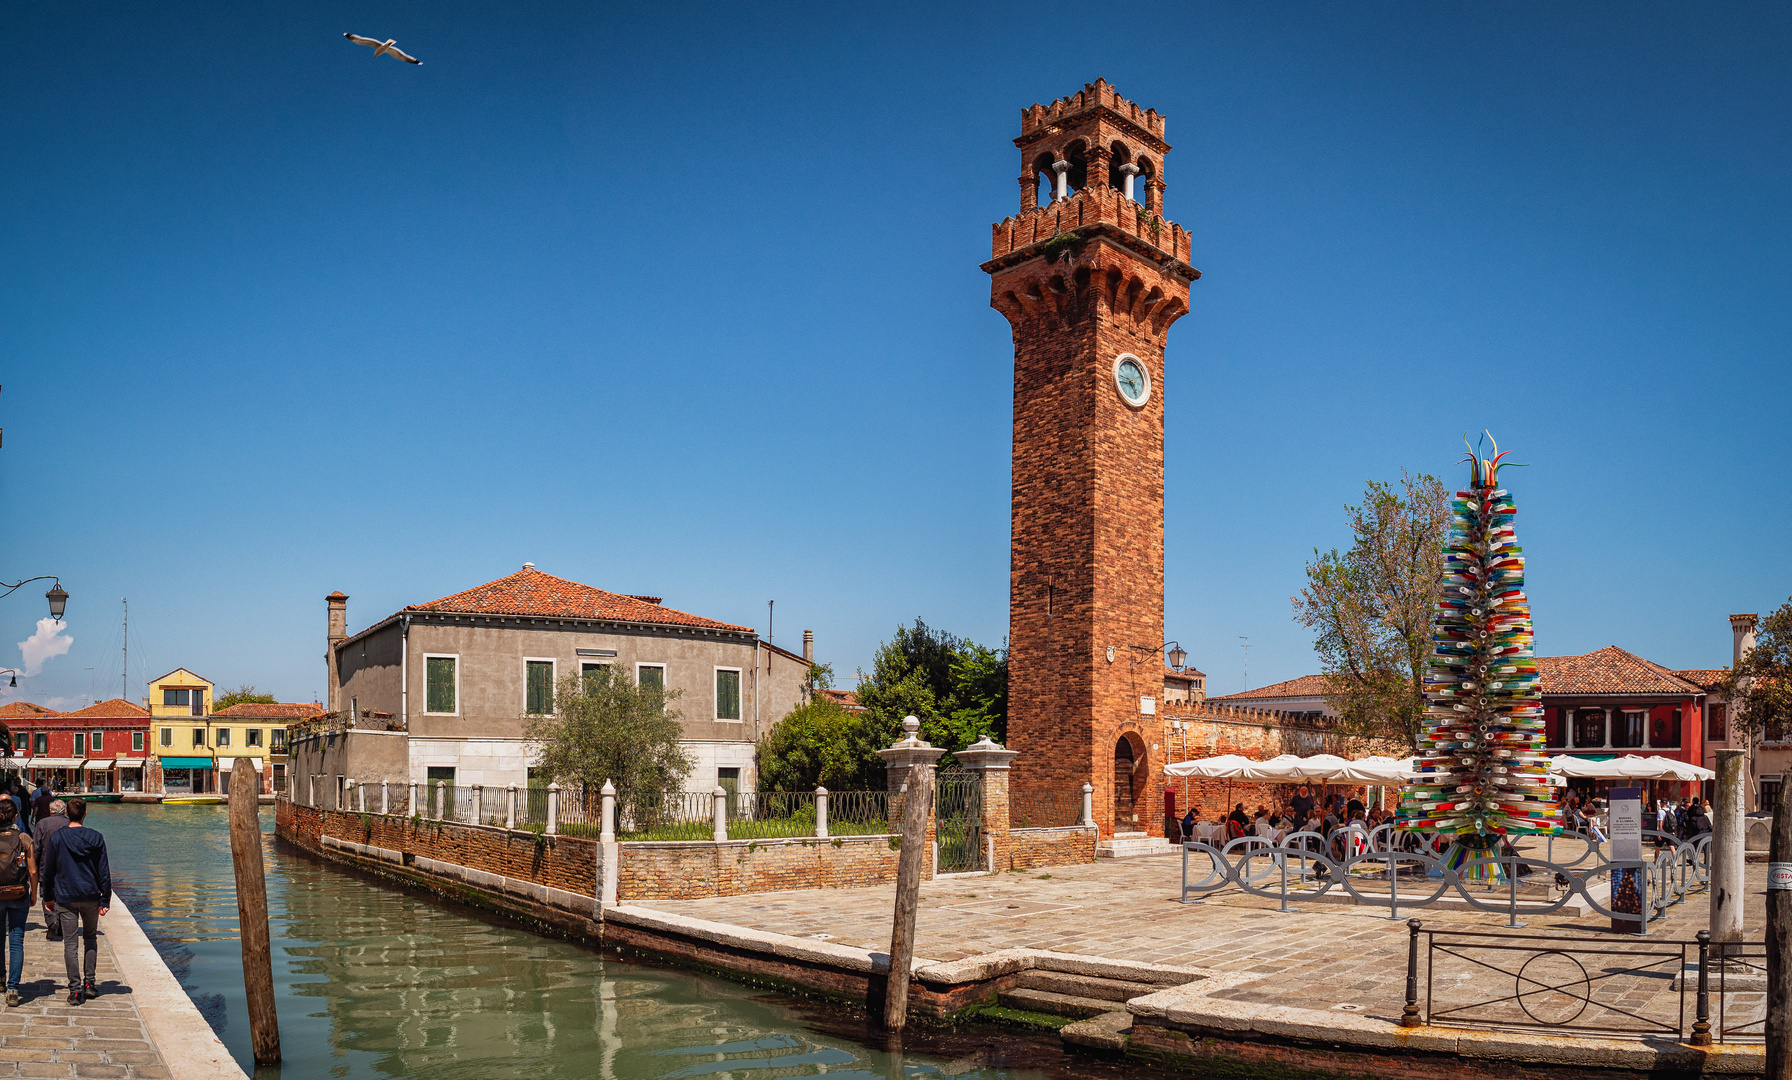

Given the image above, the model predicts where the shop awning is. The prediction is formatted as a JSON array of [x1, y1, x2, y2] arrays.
[[159, 757, 213, 770], [83, 761, 114, 771], [25, 758, 86, 769], [113, 760, 144, 770], [216, 757, 263, 772]]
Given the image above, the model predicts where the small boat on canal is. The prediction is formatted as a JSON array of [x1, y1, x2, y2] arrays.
[[161, 794, 226, 805]]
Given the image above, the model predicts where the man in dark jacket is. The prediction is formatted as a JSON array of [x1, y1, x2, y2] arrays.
[[29, 784, 52, 829], [31, 800, 68, 944], [40, 799, 109, 1005]]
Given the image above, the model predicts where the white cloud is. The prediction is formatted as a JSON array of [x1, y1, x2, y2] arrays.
[[19, 618, 73, 677]]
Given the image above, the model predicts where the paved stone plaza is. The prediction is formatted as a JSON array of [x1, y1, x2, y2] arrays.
[[0, 913, 172, 1079], [640, 851, 1769, 1037]]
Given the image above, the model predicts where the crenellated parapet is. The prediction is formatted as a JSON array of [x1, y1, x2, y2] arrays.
[[1020, 78, 1167, 146], [987, 184, 1196, 271]]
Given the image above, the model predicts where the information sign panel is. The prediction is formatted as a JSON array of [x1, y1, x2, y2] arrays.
[[1609, 786, 1643, 863]]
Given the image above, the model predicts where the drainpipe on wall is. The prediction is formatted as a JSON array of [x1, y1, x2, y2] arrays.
[[753, 639, 761, 744], [400, 614, 411, 731]]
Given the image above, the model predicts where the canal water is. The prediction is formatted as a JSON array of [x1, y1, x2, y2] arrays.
[[88, 804, 1153, 1080]]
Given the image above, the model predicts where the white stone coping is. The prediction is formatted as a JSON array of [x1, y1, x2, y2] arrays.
[[616, 835, 895, 850], [320, 835, 596, 918], [1127, 980, 1766, 1071], [107, 894, 250, 1080], [1008, 825, 1097, 835]]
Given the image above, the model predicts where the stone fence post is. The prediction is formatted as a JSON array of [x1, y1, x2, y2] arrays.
[[434, 781, 446, 821], [379, 782, 390, 816], [308, 774, 316, 809], [816, 787, 829, 839], [712, 786, 729, 843], [878, 717, 945, 881], [547, 783, 561, 835], [600, 780, 616, 843], [408, 780, 419, 816], [347, 778, 359, 812], [505, 784, 517, 830], [470, 784, 484, 826], [1713, 749, 1746, 953], [1082, 782, 1095, 828], [956, 735, 1018, 872]]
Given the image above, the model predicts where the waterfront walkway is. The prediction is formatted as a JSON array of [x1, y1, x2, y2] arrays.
[[0, 906, 170, 1079], [637, 852, 1767, 1029]]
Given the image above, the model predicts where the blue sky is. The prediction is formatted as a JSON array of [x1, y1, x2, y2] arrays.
[[4, 3, 1788, 710]]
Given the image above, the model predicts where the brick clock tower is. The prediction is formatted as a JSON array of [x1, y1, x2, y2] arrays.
[[983, 80, 1199, 839]]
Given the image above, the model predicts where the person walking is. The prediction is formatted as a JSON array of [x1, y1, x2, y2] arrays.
[[29, 783, 52, 830], [32, 799, 68, 945], [40, 799, 109, 1005], [0, 800, 35, 1007]]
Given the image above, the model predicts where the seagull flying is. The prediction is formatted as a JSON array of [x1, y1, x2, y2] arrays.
[[344, 33, 422, 65]]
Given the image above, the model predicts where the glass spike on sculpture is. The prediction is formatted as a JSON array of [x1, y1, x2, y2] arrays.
[[1402, 442, 1558, 850]]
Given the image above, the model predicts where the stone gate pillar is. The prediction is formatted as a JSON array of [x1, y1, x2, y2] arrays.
[[879, 717, 945, 882], [956, 735, 1018, 872]]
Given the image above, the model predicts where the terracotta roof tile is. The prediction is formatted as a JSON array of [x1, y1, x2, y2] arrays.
[[55, 698, 151, 719], [211, 702, 325, 719], [1210, 674, 1339, 701], [815, 688, 864, 712], [405, 567, 751, 632], [0, 702, 56, 720], [1535, 646, 1703, 696], [1672, 668, 1730, 692], [1164, 666, 1207, 682]]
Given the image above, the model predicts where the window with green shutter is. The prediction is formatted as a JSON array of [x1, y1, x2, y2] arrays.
[[638, 665, 665, 693], [426, 656, 457, 714], [715, 669, 741, 721], [525, 660, 554, 715]]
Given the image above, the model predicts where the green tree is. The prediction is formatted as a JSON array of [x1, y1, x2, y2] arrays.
[[1292, 472, 1451, 750], [525, 668, 692, 818], [754, 699, 865, 791], [1722, 598, 1792, 740], [854, 620, 1008, 769], [214, 684, 277, 709]]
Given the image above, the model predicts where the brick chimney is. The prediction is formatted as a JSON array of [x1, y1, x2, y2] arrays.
[[1731, 613, 1759, 670], [327, 592, 349, 713]]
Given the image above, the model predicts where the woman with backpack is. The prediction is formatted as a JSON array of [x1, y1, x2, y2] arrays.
[[0, 799, 36, 1007]]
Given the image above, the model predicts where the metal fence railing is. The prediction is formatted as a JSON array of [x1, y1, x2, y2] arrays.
[[1009, 789, 1082, 829], [318, 781, 894, 842]]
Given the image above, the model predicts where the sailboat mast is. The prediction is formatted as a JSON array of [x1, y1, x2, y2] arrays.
[[121, 598, 128, 702]]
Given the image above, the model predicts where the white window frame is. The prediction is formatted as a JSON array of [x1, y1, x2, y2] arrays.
[[216, 726, 232, 748], [91, 731, 102, 753], [246, 728, 262, 747], [133, 731, 145, 752], [523, 657, 558, 716], [73, 733, 86, 757], [578, 660, 613, 692], [423, 653, 461, 716], [714, 666, 744, 722], [635, 663, 666, 691]]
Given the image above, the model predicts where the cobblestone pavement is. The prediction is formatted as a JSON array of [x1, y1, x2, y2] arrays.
[[0, 909, 171, 1079], [639, 853, 1769, 1037]]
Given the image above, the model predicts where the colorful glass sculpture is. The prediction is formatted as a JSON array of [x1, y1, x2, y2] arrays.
[[1402, 439, 1558, 852]]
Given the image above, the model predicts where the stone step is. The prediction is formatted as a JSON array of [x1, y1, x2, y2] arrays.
[[1012, 969, 1164, 1003], [1097, 836, 1175, 858], [1059, 1010, 1132, 1052], [998, 987, 1118, 1020]]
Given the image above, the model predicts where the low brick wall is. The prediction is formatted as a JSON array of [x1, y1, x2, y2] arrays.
[[277, 799, 1099, 904], [618, 835, 902, 899], [1007, 825, 1098, 870], [278, 799, 598, 896]]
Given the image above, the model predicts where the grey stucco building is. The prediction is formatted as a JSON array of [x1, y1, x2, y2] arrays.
[[324, 564, 811, 791]]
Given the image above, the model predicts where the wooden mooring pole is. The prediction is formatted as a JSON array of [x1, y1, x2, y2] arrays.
[[1768, 773, 1792, 1078], [229, 758, 281, 1066], [878, 717, 942, 1032]]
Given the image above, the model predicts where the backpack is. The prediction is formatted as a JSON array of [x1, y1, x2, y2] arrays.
[[0, 829, 28, 901]]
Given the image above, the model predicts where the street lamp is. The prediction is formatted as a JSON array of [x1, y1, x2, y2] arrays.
[[0, 670, 16, 689], [1, 577, 69, 621], [1167, 643, 1188, 672]]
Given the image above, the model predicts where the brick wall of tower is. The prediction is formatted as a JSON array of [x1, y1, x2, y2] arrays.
[[994, 241, 1190, 839]]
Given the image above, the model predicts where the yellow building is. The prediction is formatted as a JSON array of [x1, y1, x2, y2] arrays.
[[148, 668, 216, 794], [207, 702, 321, 795]]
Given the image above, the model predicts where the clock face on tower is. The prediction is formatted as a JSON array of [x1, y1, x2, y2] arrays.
[[1113, 355, 1150, 407]]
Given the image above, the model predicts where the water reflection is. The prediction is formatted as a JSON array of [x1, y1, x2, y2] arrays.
[[90, 805, 1070, 1080]]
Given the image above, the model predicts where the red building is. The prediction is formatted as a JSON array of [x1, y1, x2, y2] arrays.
[[1539, 646, 1707, 797], [12, 699, 154, 794]]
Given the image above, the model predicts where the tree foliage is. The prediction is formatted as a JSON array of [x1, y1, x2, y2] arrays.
[[524, 668, 692, 814], [855, 619, 1008, 770], [753, 699, 862, 791], [755, 620, 1008, 791], [1292, 472, 1451, 750], [1722, 599, 1792, 740], [215, 684, 277, 709]]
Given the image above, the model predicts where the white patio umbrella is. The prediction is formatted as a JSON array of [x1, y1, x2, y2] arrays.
[[1163, 754, 1267, 778], [1548, 754, 1714, 782]]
